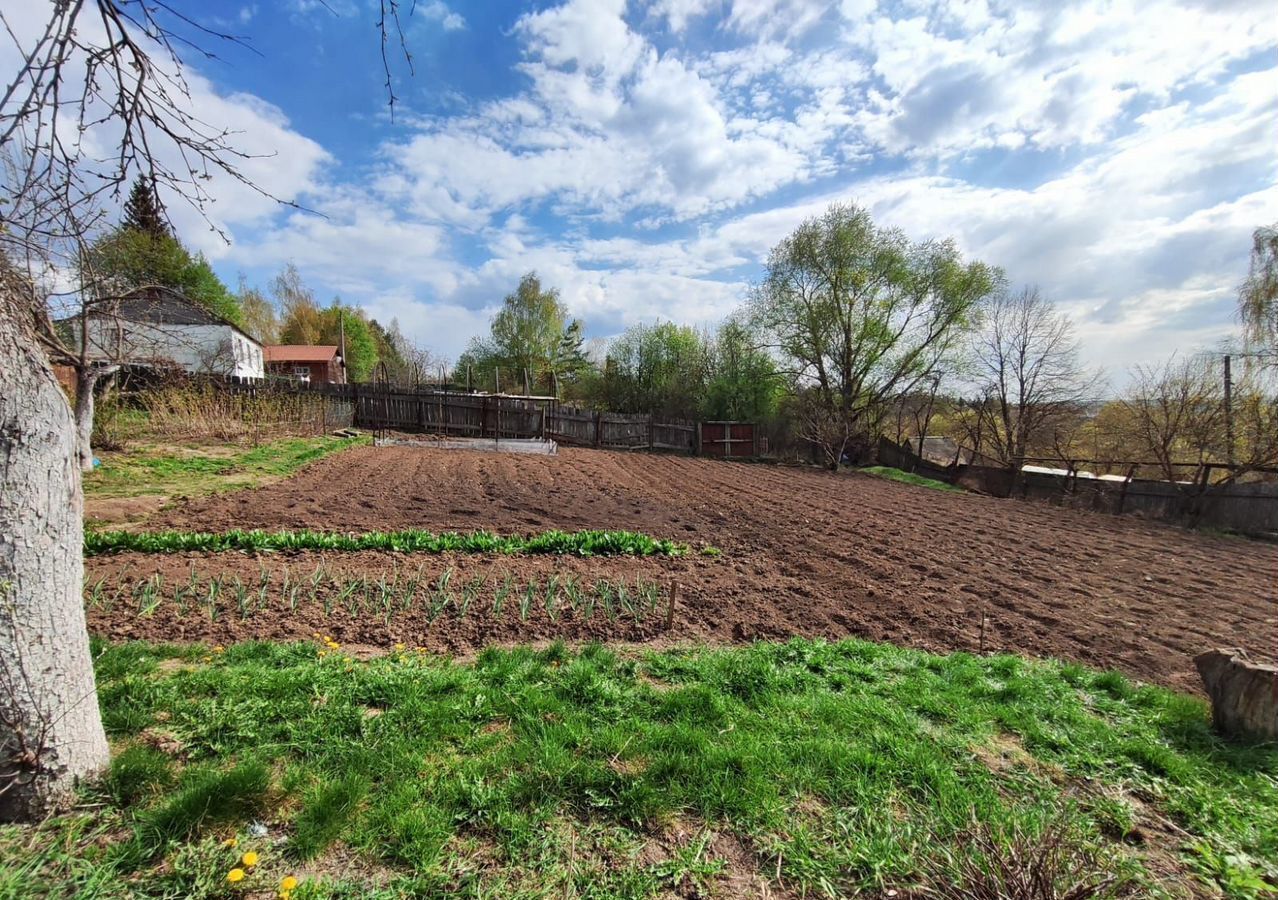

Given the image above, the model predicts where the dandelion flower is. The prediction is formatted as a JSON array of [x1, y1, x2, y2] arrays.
[[241, 851, 259, 867], [280, 876, 298, 891], [222, 837, 239, 848], [394, 642, 405, 652], [227, 868, 246, 883], [213, 645, 225, 653]]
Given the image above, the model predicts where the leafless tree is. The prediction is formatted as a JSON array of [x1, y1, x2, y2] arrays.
[[1121, 355, 1224, 484], [1121, 354, 1278, 486], [968, 287, 1099, 473]]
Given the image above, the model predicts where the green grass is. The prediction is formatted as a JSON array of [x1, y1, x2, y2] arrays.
[[3, 638, 1274, 898], [84, 528, 691, 558], [860, 465, 965, 493], [84, 435, 368, 501]]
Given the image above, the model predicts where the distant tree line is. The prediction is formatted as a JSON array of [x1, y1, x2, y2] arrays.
[[455, 204, 1276, 481], [456, 277, 784, 423], [90, 180, 1278, 477]]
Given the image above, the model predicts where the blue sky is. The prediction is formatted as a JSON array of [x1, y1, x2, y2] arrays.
[[28, 1, 1278, 381]]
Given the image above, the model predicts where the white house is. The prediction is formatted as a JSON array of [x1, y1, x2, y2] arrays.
[[72, 287, 264, 378]]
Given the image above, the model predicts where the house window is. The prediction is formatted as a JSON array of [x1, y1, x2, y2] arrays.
[[292, 366, 311, 378]]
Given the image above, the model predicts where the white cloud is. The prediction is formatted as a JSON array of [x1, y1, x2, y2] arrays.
[[649, 0, 717, 33], [168, 0, 1276, 379], [421, 1, 465, 31], [844, 0, 1276, 157]]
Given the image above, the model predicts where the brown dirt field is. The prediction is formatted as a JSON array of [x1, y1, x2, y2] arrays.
[[100, 445, 1278, 694]]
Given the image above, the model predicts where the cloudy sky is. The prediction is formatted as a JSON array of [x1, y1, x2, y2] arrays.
[[62, 1, 1278, 380]]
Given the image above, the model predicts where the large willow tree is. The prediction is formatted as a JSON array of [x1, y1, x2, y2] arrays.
[[1239, 224, 1278, 354], [751, 203, 1001, 467]]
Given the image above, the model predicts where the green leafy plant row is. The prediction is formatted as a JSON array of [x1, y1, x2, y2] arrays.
[[84, 528, 692, 558]]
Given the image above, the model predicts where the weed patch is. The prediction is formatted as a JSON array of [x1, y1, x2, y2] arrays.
[[859, 465, 964, 493], [84, 435, 366, 503]]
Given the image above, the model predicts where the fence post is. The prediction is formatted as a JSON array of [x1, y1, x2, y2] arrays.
[[696, 422, 703, 457], [1116, 464, 1136, 516], [594, 411, 602, 448], [648, 414, 654, 451]]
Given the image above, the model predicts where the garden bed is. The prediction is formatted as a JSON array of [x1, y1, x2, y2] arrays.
[[125, 445, 1278, 695]]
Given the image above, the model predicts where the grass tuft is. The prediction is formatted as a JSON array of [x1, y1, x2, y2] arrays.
[[132, 759, 271, 856], [104, 744, 175, 807], [860, 465, 965, 493]]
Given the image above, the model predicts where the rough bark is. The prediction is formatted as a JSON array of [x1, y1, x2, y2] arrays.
[[1195, 649, 1278, 742], [72, 366, 117, 472], [0, 261, 110, 822]]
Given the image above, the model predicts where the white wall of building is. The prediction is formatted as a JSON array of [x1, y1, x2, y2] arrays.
[[81, 320, 264, 378]]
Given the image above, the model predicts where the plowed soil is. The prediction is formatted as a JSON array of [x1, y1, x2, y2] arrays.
[[90, 445, 1278, 694]]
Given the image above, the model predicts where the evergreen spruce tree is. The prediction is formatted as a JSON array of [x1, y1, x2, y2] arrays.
[[120, 177, 169, 240]]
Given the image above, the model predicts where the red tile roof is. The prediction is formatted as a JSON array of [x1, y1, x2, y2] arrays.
[[264, 345, 340, 363]]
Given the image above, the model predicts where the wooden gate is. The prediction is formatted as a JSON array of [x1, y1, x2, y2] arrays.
[[699, 422, 758, 459]]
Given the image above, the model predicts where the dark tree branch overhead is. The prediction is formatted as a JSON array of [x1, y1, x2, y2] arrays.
[[377, 0, 416, 122], [0, 0, 298, 249]]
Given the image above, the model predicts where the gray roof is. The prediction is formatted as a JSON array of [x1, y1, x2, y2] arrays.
[[96, 286, 261, 347]]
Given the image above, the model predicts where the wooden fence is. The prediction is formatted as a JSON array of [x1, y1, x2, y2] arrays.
[[548, 407, 696, 452], [878, 436, 1278, 536], [209, 377, 761, 458], [700, 422, 759, 459], [355, 389, 549, 440]]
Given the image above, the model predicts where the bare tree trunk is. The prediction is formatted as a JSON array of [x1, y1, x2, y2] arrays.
[[0, 266, 110, 822], [73, 366, 115, 473]]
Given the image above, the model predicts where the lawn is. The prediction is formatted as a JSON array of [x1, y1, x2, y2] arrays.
[[83, 436, 367, 527], [4, 638, 1274, 899], [859, 465, 965, 493]]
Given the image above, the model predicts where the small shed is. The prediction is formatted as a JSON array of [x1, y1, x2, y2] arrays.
[[264, 345, 346, 384]]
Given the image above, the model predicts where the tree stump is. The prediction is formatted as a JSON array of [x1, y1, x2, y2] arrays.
[[1194, 649, 1278, 742]]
